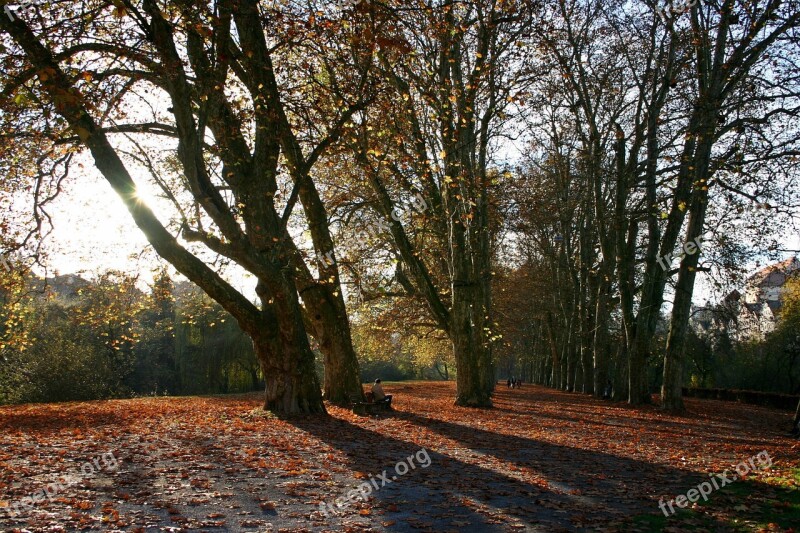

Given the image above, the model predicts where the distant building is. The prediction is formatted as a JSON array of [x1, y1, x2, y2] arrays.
[[724, 257, 800, 341]]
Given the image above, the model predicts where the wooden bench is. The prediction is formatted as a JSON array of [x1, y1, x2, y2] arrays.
[[350, 393, 390, 416]]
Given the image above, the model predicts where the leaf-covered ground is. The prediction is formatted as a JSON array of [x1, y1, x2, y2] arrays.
[[0, 382, 798, 532]]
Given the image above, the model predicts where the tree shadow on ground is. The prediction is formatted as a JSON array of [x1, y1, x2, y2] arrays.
[[491, 386, 792, 452], [290, 407, 723, 532]]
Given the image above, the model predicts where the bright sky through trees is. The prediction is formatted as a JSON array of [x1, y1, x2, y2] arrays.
[[41, 162, 800, 305]]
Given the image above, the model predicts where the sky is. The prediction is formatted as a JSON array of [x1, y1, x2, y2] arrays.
[[46, 171, 152, 277], [40, 161, 259, 296]]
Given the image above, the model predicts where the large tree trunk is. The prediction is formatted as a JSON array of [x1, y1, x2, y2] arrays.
[[248, 278, 325, 415], [613, 340, 629, 401], [662, 99, 717, 409], [254, 277, 327, 414], [451, 284, 494, 407], [593, 280, 611, 397], [314, 302, 363, 405], [661, 283, 690, 412], [278, 172, 363, 407], [581, 273, 597, 395], [629, 261, 664, 405], [257, 341, 325, 414], [293, 268, 363, 405], [792, 398, 800, 436]]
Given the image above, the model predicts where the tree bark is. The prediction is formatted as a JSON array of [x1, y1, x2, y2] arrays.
[[291, 256, 363, 405], [254, 332, 325, 414], [452, 283, 494, 407], [312, 298, 363, 405], [581, 271, 597, 395], [593, 280, 611, 397]]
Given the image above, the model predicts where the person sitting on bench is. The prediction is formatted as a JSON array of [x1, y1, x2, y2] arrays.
[[371, 379, 393, 409]]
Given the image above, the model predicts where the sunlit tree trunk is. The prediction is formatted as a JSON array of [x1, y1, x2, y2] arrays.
[[451, 288, 493, 406]]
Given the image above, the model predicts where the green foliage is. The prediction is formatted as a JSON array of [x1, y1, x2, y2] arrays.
[[173, 290, 259, 395], [129, 268, 177, 395], [350, 314, 452, 383], [0, 269, 261, 405], [0, 301, 127, 403], [685, 328, 715, 388]]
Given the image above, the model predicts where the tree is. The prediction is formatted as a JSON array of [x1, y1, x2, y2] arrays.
[[173, 282, 260, 394], [521, 0, 800, 407], [661, 0, 800, 411], [346, 0, 535, 406], [131, 268, 177, 395], [0, 271, 140, 403], [0, 0, 375, 412]]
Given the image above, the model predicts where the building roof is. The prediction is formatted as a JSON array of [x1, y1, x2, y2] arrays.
[[747, 256, 799, 287]]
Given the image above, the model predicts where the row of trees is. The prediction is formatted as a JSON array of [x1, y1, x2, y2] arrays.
[[493, 269, 800, 398], [1, 0, 799, 412], [502, 0, 800, 410]]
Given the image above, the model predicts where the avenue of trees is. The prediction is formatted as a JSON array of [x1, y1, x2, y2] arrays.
[[1, 0, 800, 413], [493, 270, 800, 397]]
